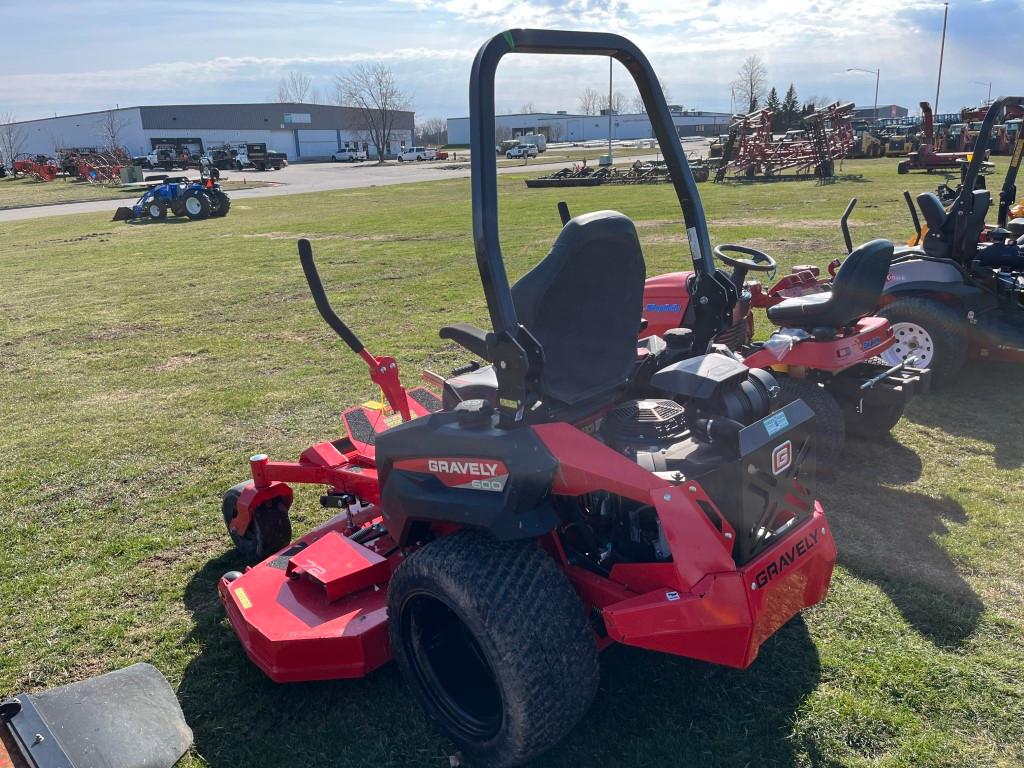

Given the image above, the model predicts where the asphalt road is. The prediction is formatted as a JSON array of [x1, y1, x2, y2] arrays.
[[0, 142, 709, 223]]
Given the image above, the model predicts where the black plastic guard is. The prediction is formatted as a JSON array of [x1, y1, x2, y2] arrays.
[[697, 399, 816, 566], [1, 664, 192, 768], [377, 411, 560, 545]]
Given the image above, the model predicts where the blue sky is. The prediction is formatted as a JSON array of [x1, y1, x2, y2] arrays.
[[3, 0, 1022, 122]]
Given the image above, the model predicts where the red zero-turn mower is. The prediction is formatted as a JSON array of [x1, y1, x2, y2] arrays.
[[218, 30, 836, 767], [636, 197, 930, 462], [724, 98, 1024, 387]]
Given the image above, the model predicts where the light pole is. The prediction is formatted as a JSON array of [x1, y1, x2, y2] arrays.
[[847, 67, 880, 121], [970, 80, 993, 104]]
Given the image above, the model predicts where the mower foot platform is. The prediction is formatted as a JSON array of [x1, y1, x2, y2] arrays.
[[219, 513, 395, 683]]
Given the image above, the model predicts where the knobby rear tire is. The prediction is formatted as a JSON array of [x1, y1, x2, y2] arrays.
[[388, 531, 599, 768]]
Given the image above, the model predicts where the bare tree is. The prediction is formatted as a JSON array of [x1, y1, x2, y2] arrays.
[[277, 71, 317, 103], [520, 102, 538, 114], [578, 87, 601, 115], [629, 77, 672, 113], [604, 90, 628, 114], [543, 122, 564, 141], [334, 63, 412, 163], [416, 117, 447, 146], [733, 55, 768, 113], [99, 109, 129, 152], [0, 112, 26, 171]]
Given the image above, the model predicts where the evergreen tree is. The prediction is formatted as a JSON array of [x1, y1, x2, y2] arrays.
[[765, 86, 781, 131], [781, 83, 799, 131]]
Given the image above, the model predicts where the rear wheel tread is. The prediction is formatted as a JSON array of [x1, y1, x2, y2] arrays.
[[774, 375, 846, 466], [388, 531, 598, 767]]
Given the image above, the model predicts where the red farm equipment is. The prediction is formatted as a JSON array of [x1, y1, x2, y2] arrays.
[[714, 102, 855, 181], [12, 155, 59, 181], [898, 102, 989, 174]]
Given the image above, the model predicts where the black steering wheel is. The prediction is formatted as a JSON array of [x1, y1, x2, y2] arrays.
[[713, 244, 777, 280]]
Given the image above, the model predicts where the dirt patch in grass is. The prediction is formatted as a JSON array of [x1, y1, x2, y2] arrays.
[[152, 352, 206, 372], [244, 230, 467, 243], [84, 321, 160, 341]]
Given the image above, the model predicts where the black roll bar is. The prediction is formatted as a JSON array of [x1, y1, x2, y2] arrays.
[[469, 29, 713, 340]]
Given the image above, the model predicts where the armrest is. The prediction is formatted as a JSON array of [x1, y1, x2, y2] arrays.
[[439, 323, 492, 360]]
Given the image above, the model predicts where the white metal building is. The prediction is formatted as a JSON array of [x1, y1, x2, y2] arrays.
[[10, 103, 415, 161], [446, 108, 732, 145]]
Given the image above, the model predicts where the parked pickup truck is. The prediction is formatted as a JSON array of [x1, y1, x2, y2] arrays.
[[506, 143, 539, 159], [331, 148, 368, 162], [398, 146, 437, 161]]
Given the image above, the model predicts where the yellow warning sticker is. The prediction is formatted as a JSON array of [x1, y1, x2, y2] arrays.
[[235, 587, 252, 610]]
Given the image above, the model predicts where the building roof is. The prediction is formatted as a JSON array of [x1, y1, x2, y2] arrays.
[[447, 109, 731, 121], [12, 102, 415, 131], [139, 102, 414, 131]]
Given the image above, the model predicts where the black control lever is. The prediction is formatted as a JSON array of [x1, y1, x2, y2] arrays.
[[840, 197, 857, 254], [904, 190, 923, 245], [557, 201, 571, 226], [297, 238, 364, 354], [451, 360, 482, 377]]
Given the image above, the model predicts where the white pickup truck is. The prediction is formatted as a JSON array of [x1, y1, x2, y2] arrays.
[[398, 146, 437, 162], [332, 148, 368, 162]]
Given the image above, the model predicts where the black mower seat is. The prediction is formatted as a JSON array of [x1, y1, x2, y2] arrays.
[[512, 210, 646, 405], [766, 239, 894, 330], [440, 210, 646, 409], [1007, 218, 1024, 239]]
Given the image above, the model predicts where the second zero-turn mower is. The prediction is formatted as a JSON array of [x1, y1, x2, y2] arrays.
[[636, 197, 930, 463], [217, 30, 836, 768], [752, 97, 1024, 385]]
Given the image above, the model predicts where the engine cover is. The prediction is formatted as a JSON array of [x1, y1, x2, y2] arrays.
[[600, 398, 687, 451]]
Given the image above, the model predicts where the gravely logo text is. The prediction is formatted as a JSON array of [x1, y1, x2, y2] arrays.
[[393, 457, 510, 492], [754, 528, 820, 588], [427, 459, 500, 477]]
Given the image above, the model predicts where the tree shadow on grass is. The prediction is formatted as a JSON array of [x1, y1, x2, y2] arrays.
[[179, 551, 821, 768], [823, 437, 983, 648]]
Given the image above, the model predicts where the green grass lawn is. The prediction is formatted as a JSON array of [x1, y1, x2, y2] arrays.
[[0, 175, 271, 209], [1, 159, 1022, 768]]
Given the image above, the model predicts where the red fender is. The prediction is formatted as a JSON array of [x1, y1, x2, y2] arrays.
[[231, 482, 294, 537]]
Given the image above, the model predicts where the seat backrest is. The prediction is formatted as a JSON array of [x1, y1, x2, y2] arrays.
[[919, 191, 954, 259], [960, 189, 991, 262], [827, 238, 895, 323], [511, 210, 645, 406], [917, 192, 948, 232]]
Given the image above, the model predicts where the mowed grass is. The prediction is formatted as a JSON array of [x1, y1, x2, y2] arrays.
[[1, 159, 1023, 768], [0, 174, 270, 209]]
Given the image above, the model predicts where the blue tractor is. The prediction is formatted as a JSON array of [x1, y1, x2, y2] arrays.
[[113, 174, 230, 222]]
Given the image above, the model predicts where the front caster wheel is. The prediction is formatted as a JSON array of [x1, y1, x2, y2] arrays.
[[221, 483, 292, 563]]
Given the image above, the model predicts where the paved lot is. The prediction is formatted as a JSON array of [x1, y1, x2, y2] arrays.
[[0, 140, 709, 223]]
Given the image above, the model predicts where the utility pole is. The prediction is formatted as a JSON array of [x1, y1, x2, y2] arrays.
[[607, 57, 613, 162], [847, 67, 880, 121], [934, 2, 949, 113], [873, 69, 879, 122], [970, 80, 993, 104]]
